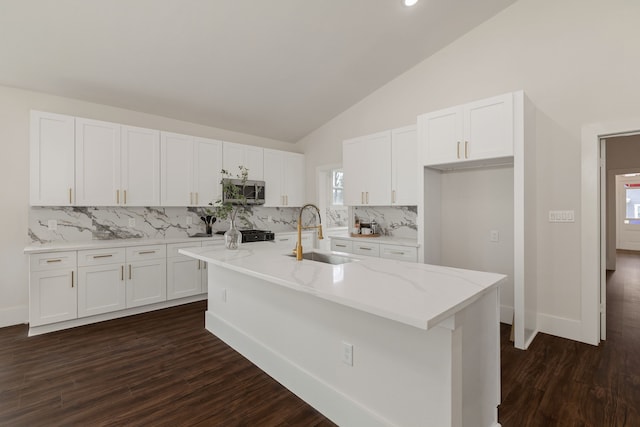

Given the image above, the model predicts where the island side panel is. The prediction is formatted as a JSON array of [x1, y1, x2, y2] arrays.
[[205, 263, 500, 427]]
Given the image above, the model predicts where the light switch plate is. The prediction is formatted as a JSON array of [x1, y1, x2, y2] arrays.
[[549, 210, 575, 223]]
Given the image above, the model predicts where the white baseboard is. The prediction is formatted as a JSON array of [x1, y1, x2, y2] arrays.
[[0, 305, 28, 328], [537, 313, 583, 343], [500, 305, 514, 324], [205, 311, 391, 427]]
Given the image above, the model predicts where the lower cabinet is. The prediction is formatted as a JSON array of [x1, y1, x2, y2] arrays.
[[29, 251, 78, 326], [125, 245, 167, 308], [167, 242, 205, 300], [78, 248, 127, 317], [330, 238, 418, 262]]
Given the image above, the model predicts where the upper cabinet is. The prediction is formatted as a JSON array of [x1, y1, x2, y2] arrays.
[[419, 92, 514, 168], [75, 120, 161, 206], [263, 149, 305, 207], [343, 127, 416, 207], [75, 118, 121, 206], [30, 111, 76, 206], [161, 132, 222, 207], [222, 141, 264, 180], [391, 125, 417, 206]]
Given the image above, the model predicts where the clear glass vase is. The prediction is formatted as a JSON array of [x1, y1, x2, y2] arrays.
[[224, 220, 242, 250]]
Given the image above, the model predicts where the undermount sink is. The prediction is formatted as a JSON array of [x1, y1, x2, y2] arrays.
[[287, 251, 356, 265]]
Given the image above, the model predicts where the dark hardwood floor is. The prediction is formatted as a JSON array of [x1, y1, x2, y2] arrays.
[[1, 251, 639, 426]]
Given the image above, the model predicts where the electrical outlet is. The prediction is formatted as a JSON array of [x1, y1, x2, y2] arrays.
[[186, 216, 192, 225], [490, 230, 499, 242], [128, 218, 136, 227], [342, 342, 353, 366], [549, 210, 575, 223], [47, 219, 57, 231]]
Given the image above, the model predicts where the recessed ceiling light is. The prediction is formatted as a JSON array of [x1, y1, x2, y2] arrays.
[[402, 0, 419, 6]]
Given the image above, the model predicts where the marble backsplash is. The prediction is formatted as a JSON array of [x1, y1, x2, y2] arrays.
[[28, 205, 417, 243], [28, 206, 315, 243], [352, 206, 418, 239]]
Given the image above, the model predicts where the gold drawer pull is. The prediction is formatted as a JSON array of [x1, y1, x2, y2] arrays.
[[93, 254, 113, 259], [360, 247, 372, 251], [124, 190, 127, 205], [129, 264, 132, 280], [457, 141, 461, 159], [335, 244, 347, 248], [46, 259, 62, 263], [390, 251, 405, 255], [69, 188, 72, 204], [71, 270, 74, 287], [138, 250, 156, 255], [121, 265, 124, 281]]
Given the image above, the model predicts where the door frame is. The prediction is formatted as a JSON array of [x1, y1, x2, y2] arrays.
[[582, 120, 640, 345]]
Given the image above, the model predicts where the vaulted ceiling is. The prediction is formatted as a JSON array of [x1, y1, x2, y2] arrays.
[[0, 0, 515, 142]]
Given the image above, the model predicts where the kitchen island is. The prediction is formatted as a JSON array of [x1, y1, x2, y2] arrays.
[[179, 243, 505, 427]]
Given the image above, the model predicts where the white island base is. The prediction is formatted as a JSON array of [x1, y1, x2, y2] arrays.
[[190, 247, 503, 427]]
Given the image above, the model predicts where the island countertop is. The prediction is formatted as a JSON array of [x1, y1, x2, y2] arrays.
[[179, 243, 506, 331]]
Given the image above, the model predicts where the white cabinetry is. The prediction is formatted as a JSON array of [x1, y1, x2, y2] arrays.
[[263, 149, 305, 207], [273, 231, 315, 251], [121, 125, 161, 206], [419, 93, 514, 168], [29, 251, 77, 326], [223, 141, 264, 180], [30, 111, 76, 206], [125, 245, 166, 308], [161, 132, 222, 206], [167, 242, 205, 300], [391, 125, 418, 205], [343, 131, 392, 206], [77, 248, 126, 317], [75, 118, 121, 206], [330, 238, 418, 262]]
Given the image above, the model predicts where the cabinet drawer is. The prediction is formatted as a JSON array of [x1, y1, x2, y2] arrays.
[[380, 244, 418, 262], [330, 239, 353, 253], [30, 251, 77, 272], [167, 242, 202, 258], [352, 241, 380, 257], [78, 248, 126, 267], [126, 244, 166, 261]]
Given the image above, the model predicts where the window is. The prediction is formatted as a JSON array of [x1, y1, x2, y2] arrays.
[[624, 183, 640, 224], [331, 169, 344, 206]]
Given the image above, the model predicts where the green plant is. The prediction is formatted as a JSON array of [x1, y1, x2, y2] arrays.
[[206, 166, 250, 224]]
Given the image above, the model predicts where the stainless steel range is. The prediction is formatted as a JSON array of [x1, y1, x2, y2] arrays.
[[239, 229, 275, 243]]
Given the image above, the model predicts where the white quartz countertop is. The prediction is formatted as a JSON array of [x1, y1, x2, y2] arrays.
[[24, 235, 225, 254], [179, 243, 505, 331], [329, 233, 419, 247]]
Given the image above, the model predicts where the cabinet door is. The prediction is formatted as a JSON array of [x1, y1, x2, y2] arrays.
[[126, 259, 167, 307], [194, 137, 223, 206], [121, 126, 160, 206], [363, 131, 392, 205], [419, 106, 462, 166], [343, 138, 366, 206], [161, 132, 194, 206], [263, 149, 284, 206], [379, 244, 418, 262], [30, 111, 75, 206], [463, 93, 514, 161], [30, 268, 77, 326], [78, 264, 126, 317], [391, 125, 417, 205], [223, 142, 264, 180], [75, 118, 121, 206], [167, 256, 203, 300], [283, 152, 305, 207]]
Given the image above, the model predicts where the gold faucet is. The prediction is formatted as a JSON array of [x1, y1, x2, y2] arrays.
[[294, 203, 324, 260]]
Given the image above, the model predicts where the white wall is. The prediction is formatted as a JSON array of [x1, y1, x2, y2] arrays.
[[298, 0, 640, 339], [0, 85, 294, 327]]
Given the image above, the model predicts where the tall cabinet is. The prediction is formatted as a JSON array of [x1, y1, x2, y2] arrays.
[[417, 90, 537, 350], [263, 149, 305, 207]]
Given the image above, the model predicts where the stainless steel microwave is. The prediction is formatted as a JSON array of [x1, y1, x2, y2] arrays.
[[222, 179, 266, 205]]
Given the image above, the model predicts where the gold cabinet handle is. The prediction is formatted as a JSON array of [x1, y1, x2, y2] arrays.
[[129, 264, 132, 280], [336, 244, 347, 248], [196, 192, 199, 205], [360, 247, 372, 251], [121, 265, 124, 281], [116, 189, 120, 204], [457, 141, 461, 159], [197, 260, 201, 270], [46, 259, 62, 263], [366, 192, 369, 204], [392, 190, 396, 204], [465, 140, 469, 158], [204, 262, 207, 270], [69, 188, 72, 204], [389, 250, 405, 255], [138, 250, 156, 255], [71, 270, 74, 288], [93, 254, 113, 259], [124, 190, 127, 205]]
